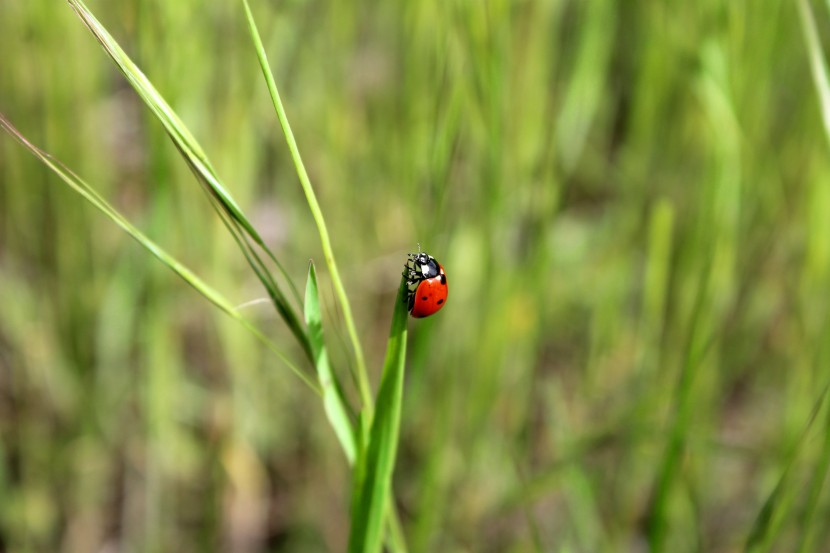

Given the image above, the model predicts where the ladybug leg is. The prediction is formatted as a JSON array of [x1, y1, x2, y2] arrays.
[[401, 259, 423, 305], [402, 258, 421, 284], [402, 278, 418, 306], [401, 248, 425, 308]]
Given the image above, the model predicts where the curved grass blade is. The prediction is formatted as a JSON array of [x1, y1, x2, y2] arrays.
[[67, 0, 249, 239], [240, 0, 373, 413], [0, 113, 320, 395], [305, 261, 357, 463], [66, 0, 312, 362], [745, 382, 830, 552], [795, 391, 830, 553], [793, 2, 830, 550], [798, 0, 830, 146], [347, 280, 409, 553]]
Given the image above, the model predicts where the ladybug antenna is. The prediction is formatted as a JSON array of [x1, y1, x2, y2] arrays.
[[417, 242, 421, 254]]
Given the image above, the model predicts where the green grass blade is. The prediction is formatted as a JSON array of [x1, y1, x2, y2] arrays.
[[745, 383, 830, 552], [305, 261, 357, 464], [66, 0, 311, 361], [240, 0, 373, 413], [67, 0, 250, 238], [798, 0, 830, 146], [347, 281, 409, 553], [795, 392, 830, 553], [0, 112, 320, 395], [794, 3, 830, 550]]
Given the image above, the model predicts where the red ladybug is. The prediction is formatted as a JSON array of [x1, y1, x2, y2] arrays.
[[403, 246, 448, 318]]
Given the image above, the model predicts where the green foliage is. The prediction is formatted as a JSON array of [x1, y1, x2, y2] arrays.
[[348, 282, 408, 553], [305, 261, 356, 464], [67, 0, 313, 364], [0, 113, 316, 392], [5, 0, 830, 551], [241, 0, 373, 413]]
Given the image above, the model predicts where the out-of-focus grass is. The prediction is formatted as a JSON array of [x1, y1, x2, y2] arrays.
[[4, 0, 830, 551]]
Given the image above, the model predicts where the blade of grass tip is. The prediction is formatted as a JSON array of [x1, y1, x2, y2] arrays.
[[241, 0, 373, 414], [647, 254, 716, 551], [347, 280, 409, 553], [305, 261, 357, 463], [66, 0, 307, 338], [745, 382, 830, 552], [0, 113, 320, 396]]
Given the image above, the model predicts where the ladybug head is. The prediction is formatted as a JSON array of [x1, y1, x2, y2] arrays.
[[408, 251, 440, 279], [408, 251, 428, 264]]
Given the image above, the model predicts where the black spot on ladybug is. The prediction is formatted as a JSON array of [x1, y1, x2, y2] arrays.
[[436, 299, 444, 305], [439, 274, 446, 285], [421, 296, 428, 301]]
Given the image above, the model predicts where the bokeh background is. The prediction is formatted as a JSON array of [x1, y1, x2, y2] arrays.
[[3, 0, 830, 551]]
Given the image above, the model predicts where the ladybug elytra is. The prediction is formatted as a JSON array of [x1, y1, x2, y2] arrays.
[[403, 246, 448, 318]]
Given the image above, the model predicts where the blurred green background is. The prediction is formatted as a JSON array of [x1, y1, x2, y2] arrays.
[[4, 0, 830, 551]]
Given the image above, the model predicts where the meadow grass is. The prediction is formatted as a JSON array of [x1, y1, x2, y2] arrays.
[[4, 0, 830, 552]]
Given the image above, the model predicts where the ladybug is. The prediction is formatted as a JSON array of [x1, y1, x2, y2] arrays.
[[403, 246, 448, 318]]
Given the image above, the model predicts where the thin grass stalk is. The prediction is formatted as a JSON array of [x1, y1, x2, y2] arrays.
[[794, 390, 830, 553], [240, 0, 373, 413], [211, 196, 314, 361], [0, 113, 321, 395], [745, 382, 830, 552], [798, 0, 830, 147], [67, 0, 311, 363]]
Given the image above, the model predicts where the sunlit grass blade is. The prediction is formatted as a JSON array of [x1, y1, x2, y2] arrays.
[[798, 0, 830, 145], [793, 4, 830, 550], [240, 0, 372, 413], [66, 0, 312, 362], [347, 281, 409, 553], [67, 0, 249, 238], [745, 383, 830, 552], [305, 261, 357, 464], [0, 112, 320, 395], [647, 268, 715, 551]]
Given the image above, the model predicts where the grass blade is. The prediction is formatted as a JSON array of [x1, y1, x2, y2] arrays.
[[305, 261, 357, 463], [795, 390, 830, 553], [240, 0, 373, 412], [793, 3, 830, 549], [0, 112, 320, 395], [347, 281, 409, 553], [66, 0, 312, 362], [798, 0, 830, 146], [304, 263, 407, 548], [745, 383, 830, 552], [67, 0, 250, 238]]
